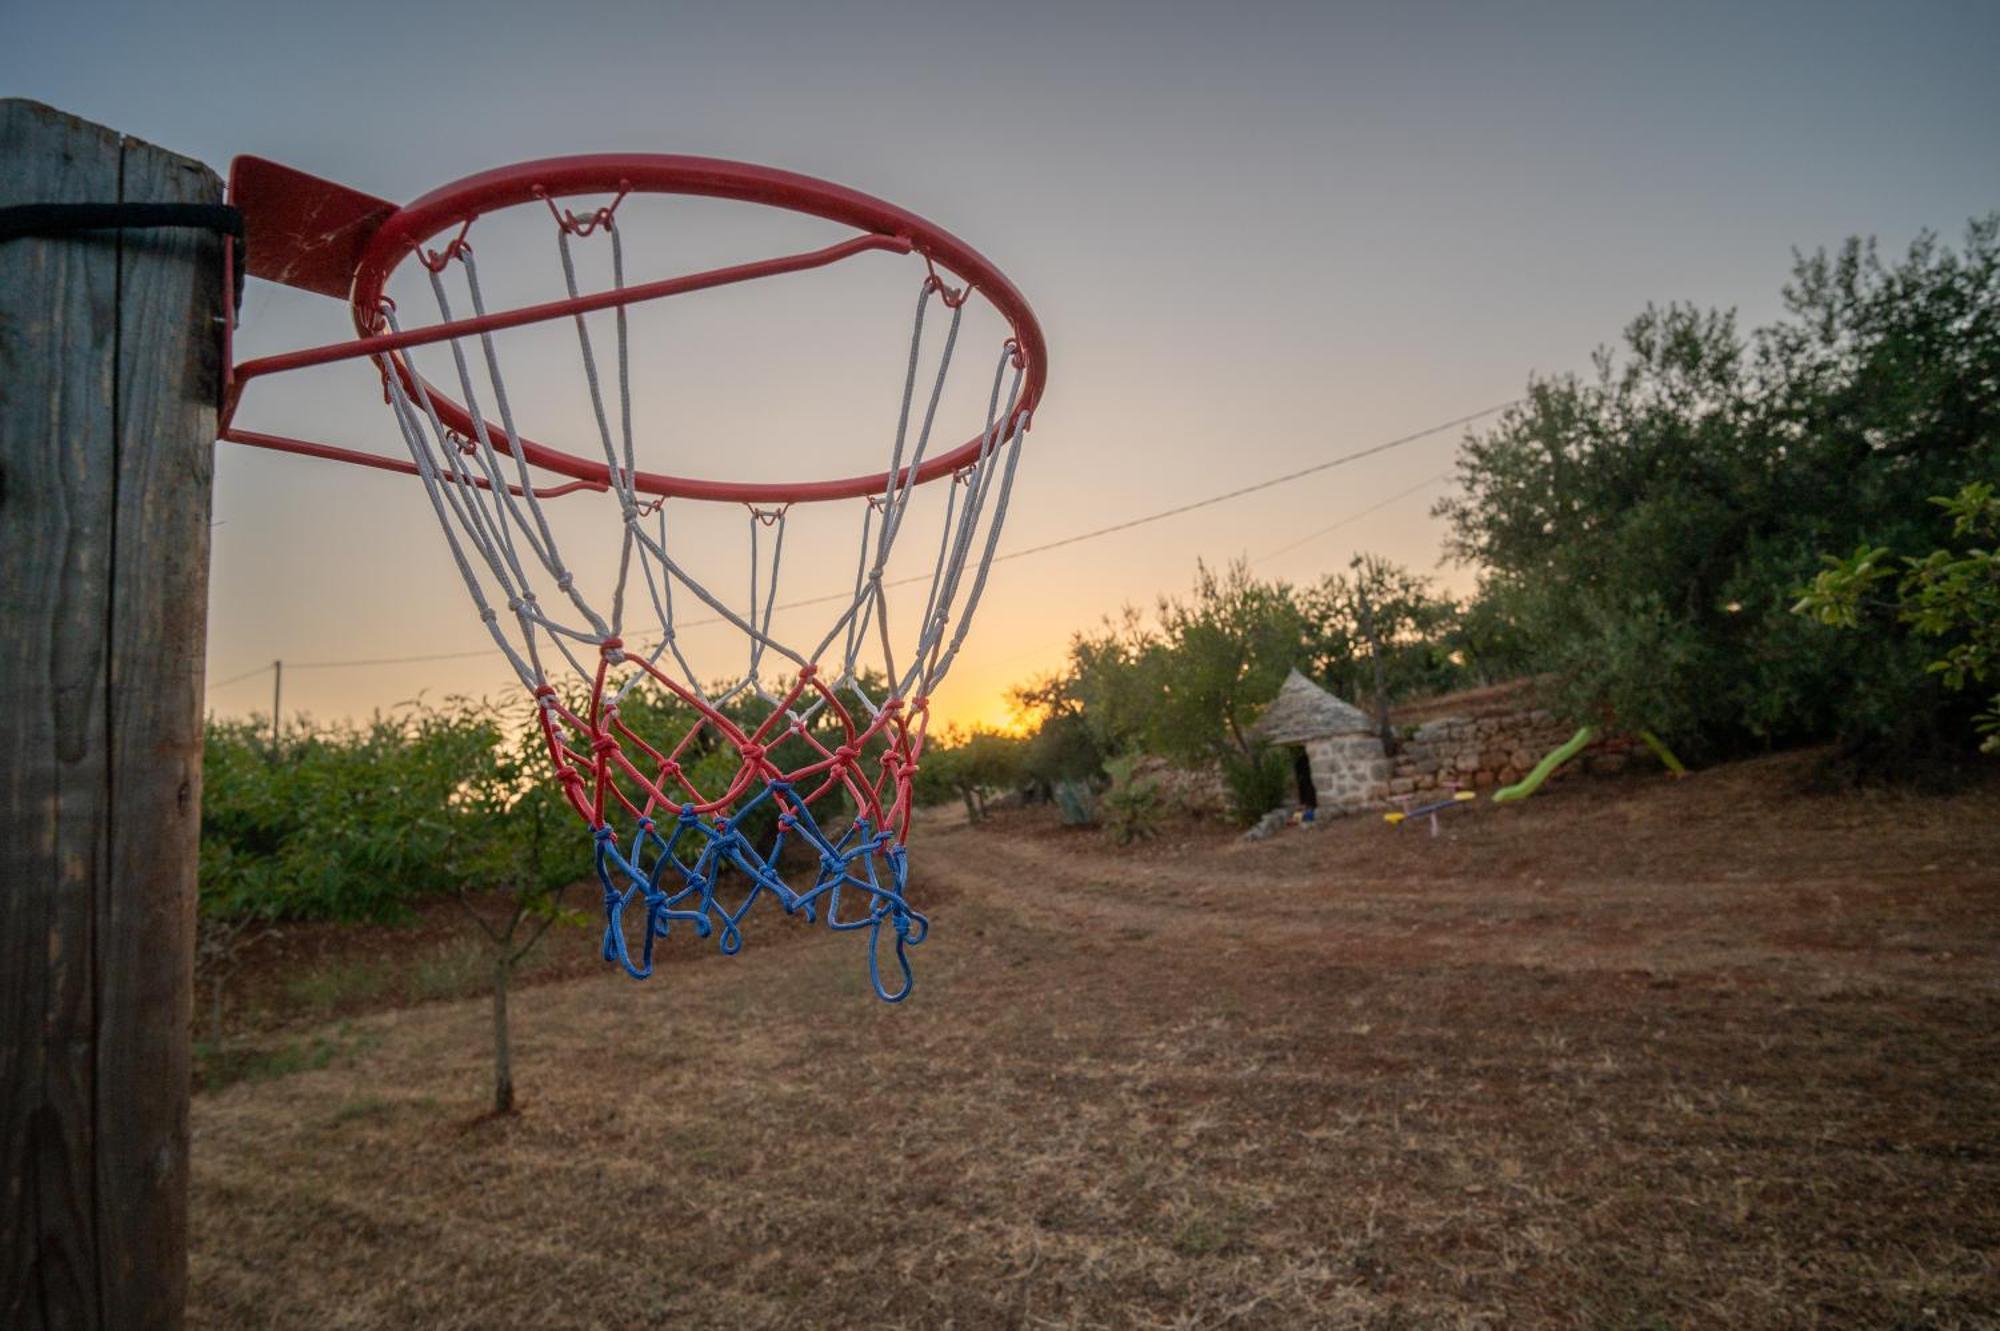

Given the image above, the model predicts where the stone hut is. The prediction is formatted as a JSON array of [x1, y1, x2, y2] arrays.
[[1250, 669, 1390, 814]]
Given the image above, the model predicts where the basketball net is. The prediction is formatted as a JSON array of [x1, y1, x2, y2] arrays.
[[373, 203, 1028, 1001]]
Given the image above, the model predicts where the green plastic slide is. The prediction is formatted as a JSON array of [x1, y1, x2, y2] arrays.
[[1491, 725, 1597, 803], [1636, 729, 1688, 776]]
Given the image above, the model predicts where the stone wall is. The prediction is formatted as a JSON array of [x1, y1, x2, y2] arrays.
[[1305, 733, 1391, 811], [1131, 754, 1233, 819], [1309, 679, 1641, 813], [1379, 709, 1638, 798]]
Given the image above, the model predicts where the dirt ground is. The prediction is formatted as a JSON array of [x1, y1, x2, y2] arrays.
[[189, 753, 2000, 1329]]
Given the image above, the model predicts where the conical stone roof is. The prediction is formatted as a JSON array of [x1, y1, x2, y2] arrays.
[[1251, 668, 1372, 743]]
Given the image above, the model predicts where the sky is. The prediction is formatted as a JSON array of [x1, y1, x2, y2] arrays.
[[7, 0, 1997, 733]]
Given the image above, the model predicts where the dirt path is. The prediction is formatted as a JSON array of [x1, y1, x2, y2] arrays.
[[190, 755, 2000, 1328]]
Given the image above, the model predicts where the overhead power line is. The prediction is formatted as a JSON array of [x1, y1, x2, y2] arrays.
[[205, 399, 1512, 690], [206, 662, 279, 692], [1251, 471, 1457, 564], [983, 401, 1506, 565]]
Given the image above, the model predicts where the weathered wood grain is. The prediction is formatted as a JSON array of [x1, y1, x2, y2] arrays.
[[0, 97, 220, 1331]]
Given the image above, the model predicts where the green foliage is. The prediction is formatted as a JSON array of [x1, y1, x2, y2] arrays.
[[1005, 557, 1475, 817], [1146, 562, 1317, 761], [1796, 482, 2000, 752], [200, 669, 913, 928], [1023, 559, 1457, 764], [1009, 674, 1107, 791], [1302, 555, 1471, 703], [913, 726, 1027, 819], [200, 699, 514, 923], [1438, 216, 2000, 760], [1442, 577, 1540, 686], [1218, 743, 1292, 825], [1099, 754, 1166, 845]]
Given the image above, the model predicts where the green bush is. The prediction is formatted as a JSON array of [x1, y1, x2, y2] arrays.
[[200, 700, 509, 923], [1438, 216, 2000, 763], [1099, 754, 1166, 845], [1797, 482, 2000, 754], [1219, 744, 1292, 825]]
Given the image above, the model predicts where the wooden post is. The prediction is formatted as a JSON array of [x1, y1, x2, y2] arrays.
[[0, 100, 221, 1329]]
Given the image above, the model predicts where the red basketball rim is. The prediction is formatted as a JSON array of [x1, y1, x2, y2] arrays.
[[350, 154, 1046, 504]]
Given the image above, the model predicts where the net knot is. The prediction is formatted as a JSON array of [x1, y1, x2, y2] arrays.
[[833, 744, 862, 767], [535, 180, 631, 236], [738, 741, 767, 764], [921, 253, 970, 308], [590, 733, 621, 758], [480, 607, 498, 624], [417, 219, 473, 273], [555, 573, 575, 592], [796, 663, 819, 681]]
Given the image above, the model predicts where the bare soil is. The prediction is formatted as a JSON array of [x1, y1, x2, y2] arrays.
[[189, 752, 2000, 1328]]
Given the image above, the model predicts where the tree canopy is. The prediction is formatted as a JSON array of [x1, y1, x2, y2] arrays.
[[1438, 217, 1999, 760]]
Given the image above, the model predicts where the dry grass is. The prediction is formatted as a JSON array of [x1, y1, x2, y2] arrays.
[[190, 754, 2000, 1328]]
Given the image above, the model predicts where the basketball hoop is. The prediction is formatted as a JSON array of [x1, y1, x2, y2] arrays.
[[221, 154, 1047, 1001]]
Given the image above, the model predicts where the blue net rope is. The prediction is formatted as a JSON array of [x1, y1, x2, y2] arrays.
[[593, 783, 927, 1003]]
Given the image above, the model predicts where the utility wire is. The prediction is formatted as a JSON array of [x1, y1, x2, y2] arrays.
[[205, 400, 1510, 690], [983, 401, 1505, 564], [1251, 471, 1457, 564], [206, 662, 279, 692]]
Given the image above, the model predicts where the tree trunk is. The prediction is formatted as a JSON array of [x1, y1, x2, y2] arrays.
[[960, 785, 979, 823], [491, 956, 514, 1116], [1352, 561, 1400, 758]]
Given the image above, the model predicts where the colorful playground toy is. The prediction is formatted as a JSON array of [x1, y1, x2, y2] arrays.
[[1492, 726, 1687, 803], [1383, 788, 1477, 835]]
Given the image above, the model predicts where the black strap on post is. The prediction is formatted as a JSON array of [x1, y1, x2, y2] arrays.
[[0, 202, 246, 309]]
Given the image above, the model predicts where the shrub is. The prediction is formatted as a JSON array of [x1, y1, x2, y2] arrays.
[[1219, 744, 1292, 825], [1438, 216, 2000, 764], [1099, 754, 1167, 845]]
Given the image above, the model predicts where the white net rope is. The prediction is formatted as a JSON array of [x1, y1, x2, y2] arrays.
[[370, 210, 1028, 1000]]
